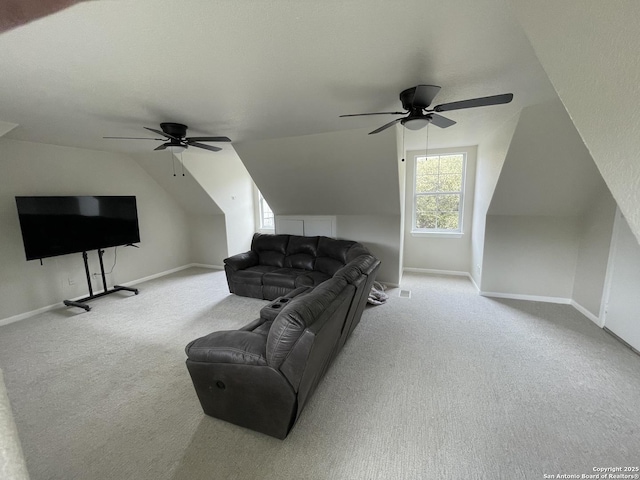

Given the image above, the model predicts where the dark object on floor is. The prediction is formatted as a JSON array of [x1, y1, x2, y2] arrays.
[[223, 233, 374, 300], [185, 249, 380, 439]]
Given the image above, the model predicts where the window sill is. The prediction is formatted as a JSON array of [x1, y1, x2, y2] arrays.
[[411, 230, 463, 238]]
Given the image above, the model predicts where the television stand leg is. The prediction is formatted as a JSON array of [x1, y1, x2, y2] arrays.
[[113, 285, 139, 295], [63, 250, 139, 311], [63, 299, 91, 312]]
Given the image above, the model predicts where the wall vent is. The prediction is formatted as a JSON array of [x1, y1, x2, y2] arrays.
[[399, 289, 411, 299]]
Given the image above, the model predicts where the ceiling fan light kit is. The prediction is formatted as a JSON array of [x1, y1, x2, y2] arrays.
[[104, 122, 232, 153], [402, 117, 430, 130], [166, 144, 186, 153], [340, 84, 514, 134]]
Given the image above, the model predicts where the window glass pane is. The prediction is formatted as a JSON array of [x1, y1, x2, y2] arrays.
[[416, 194, 437, 211], [437, 194, 460, 212], [439, 155, 463, 174], [413, 152, 465, 232], [259, 193, 274, 229], [417, 157, 439, 175], [416, 174, 438, 193], [438, 174, 462, 192], [416, 211, 437, 229], [436, 212, 460, 230]]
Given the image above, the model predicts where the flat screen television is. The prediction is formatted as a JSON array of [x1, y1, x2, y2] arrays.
[[15, 196, 141, 260]]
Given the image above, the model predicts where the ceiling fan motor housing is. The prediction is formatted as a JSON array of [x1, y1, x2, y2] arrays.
[[160, 122, 188, 139], [400, 87, 419, 111]]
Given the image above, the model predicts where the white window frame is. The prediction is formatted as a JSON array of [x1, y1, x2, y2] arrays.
[[411, 151, 467, 238], [254, 188, 275, 233]]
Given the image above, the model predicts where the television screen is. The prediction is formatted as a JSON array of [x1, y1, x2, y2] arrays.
[[15, 196, 141, 260]]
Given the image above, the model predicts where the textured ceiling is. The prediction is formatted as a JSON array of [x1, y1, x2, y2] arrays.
[[0, 0, 557, 154]]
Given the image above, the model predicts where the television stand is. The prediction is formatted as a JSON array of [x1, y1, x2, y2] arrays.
[[63, 249, 138, 312]]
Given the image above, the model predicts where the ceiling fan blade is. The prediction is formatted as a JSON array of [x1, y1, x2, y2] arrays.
[[154, 144, 168, 151], [369, 118, 403, 135], [412, 85, 441, 109], [186, 136, 232, 142], [340, 111, 406, 117], [433, 93, 514, 112], [144, 127, 180, 140], [429, 114, 456, 129], [103, 136, 164, 140], [189, 142, 222, 152]]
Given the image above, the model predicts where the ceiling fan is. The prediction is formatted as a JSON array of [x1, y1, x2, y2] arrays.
[[340, 85, 513, 134], [104, 122, 231, 152]]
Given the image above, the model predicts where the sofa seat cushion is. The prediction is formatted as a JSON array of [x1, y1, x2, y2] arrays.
[[263, 268, 309, 288], [186, 331, 268, 366], [234, 265, 279, 285]]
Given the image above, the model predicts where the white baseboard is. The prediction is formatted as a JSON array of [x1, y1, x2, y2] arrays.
[[468, 275, 480, 293], [570, 300, 601, 327], [0, 263, 222, 327], [403, 267, 471, 277], [189, 263, 224, 270], [480, 291, 572, 305], [480, 291, 602, 325], [119, 264, 193, 288], [402, 267, 477, 290]]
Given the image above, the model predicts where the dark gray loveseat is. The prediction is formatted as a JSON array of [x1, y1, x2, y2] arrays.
[[223, 233, 373, 300], [185, 235, 380, 438]]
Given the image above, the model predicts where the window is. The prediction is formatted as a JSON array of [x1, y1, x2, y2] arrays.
[[413, 153, 466, 233], [258, 191, 274, 230]]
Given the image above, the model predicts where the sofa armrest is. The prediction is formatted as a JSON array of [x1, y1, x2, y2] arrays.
[[260, 286, 313, 322], [185, 330, 267, 366], [224, 251, 258, 271]]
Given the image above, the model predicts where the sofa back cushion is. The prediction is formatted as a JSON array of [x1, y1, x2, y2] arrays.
[[284, 235, 318, 271], [252, 233, 289, 267], [315, 237, 357, 275], [266, 276, 348, 368], [334, 254, 379, 283]]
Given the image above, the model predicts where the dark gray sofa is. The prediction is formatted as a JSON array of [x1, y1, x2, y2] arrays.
[[223, 233, 373, 300], [185, 245, 380, 439]]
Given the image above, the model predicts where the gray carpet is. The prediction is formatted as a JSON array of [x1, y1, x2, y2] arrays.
[[0, 268, 638, 480]]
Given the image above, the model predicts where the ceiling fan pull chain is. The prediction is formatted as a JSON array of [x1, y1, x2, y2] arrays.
[[181, 151, 185, 176], [425, 121, 430, 156], [171, 150, 176, 177]]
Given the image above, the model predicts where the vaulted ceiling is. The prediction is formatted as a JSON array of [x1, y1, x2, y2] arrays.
[[0, 0, 557, 154]]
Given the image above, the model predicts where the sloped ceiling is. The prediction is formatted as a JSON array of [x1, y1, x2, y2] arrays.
[[234, 127, 399, 216], [0, 0, 556, 154], [132, 152, 224, 216], [510, 0, 640, 241], [489, 100, 606, 216]]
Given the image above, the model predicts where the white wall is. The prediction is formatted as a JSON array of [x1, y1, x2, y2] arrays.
[[0, 139, 190, 321], [403, 146, 477, 273], [188, 214, 228, 267], [471, 113, 520, 285], [234, 128, 400, 216], [181, 148, 255, 257], [488, 101, 604, 217], [510, 0, 640, 245], [132, 152, 230, 265], [335, 215, 402, 286], [482, 215, 580, 299], [602, 211, 640, 351], [572, 187, 616, 318], [235, 127, 402, 284]]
